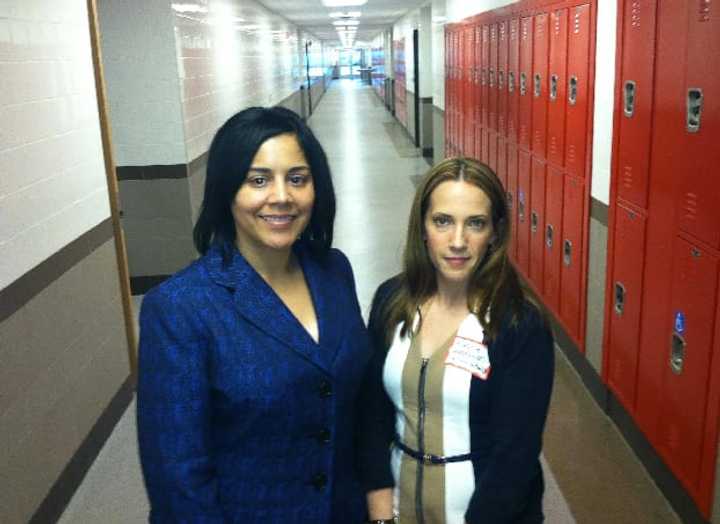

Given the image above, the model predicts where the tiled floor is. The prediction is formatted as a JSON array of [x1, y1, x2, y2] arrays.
[[59, 80, 679, 523]]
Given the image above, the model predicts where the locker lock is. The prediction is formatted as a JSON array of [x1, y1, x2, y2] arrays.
[[506, 191, 513, 209], [534, 74, 542, 98], [489, 69, 495, 88], [546, 224, 554, 248], [624, 80, 636, 118], [531, 211, 539, 233], [670, 332, 686, 375], [518, 194, 526, 222], [481, 68, 487, 86], [687, 88, 703, 133], [568, 76, 578, 105], [550, 75, 559, 101], [563, 239, 572, 266], [614, 282, 626, 316], [520, 72, 528, 96], [508, 72, 516, 93]]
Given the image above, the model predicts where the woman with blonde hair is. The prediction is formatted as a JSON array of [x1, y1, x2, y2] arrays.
[[359, 158, 554, 524]]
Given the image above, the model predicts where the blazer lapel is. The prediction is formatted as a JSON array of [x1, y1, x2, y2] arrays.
[[204, 244, 331, 375]]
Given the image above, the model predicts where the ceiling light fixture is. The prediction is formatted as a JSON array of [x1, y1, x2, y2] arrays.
[[329, 11, 362, 18], [332, 19, 359, 25], [321, 0, 367, 7]]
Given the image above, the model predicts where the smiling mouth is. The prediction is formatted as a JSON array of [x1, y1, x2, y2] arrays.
[[259, 214, 297, 225], [444, 256, 471, 267]]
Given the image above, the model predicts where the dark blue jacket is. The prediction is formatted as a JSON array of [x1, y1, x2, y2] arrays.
[[137, 243, 369, 523]]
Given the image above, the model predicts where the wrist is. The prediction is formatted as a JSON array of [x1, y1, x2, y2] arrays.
[[366, 520, 396, 524]]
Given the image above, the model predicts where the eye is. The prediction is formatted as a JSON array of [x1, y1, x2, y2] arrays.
[[247, 176, 268, 188], [432, 215, 452, 227], [289, 173, 310, 186], [467, 217, 487, 229]]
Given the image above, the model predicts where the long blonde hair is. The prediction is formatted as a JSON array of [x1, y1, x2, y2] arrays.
[[381, 158, 541, 344]]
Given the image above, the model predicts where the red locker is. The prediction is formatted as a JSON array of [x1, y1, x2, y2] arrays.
[[518, 16, 533, 150], [482, 25, 490, 129], [507, 142, 519, 260], [497, 137, 507, 190], [676, 2, 720, 249], [445, 29, 451, 157], [489, 23, 498, 132], [481, 127, 489, 165], [607, 205, 647, 413], [464, 26, 476, 157], [498, 20, 509, 137], [657, 239, 719, 497], [615, 1, 657, 207], [560, 174, 585, 343], [473, 24, 483, 159], [529, 157, 546, 292], [544, 166, 564, 313], [532, 12, 549, 157], [547, 9, 568, 167], [507, 18, 520, 144], [516, 149, 532, 275], [565, 3, 592, 178]]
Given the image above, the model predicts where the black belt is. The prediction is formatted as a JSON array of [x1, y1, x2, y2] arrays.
[[394, 440, 476, 465]]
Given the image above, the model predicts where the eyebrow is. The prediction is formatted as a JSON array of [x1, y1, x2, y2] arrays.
[[247, 166, 310, 174]]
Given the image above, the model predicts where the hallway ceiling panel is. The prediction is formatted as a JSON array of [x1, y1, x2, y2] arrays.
[[258, 0, 428, 44]]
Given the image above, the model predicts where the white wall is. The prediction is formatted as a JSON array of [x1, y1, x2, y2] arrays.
[[392, 3, 433, 98], [393, 11, 419, 94], [0, 0, 110, 291], [432, 0, 447, 110], [441, 0, 615, 203]]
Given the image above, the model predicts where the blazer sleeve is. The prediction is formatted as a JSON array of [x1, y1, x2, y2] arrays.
[[465, 307, 555, 524], [356, 278, 400, 491], [136, 288, 225, 523]]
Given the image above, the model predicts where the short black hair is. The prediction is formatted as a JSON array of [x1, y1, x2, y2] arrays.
[[193, 106, 335, 257]]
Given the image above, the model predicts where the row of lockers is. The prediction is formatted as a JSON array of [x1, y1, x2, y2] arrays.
[[604, 0, 720, 517], [445, 0, 596, 349]]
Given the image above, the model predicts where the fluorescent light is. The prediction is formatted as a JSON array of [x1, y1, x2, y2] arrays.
[[329, 11, 362, 17], [322, 0, 367, 7], [171, 3, 209, 13], [333, 19, 359, 25]]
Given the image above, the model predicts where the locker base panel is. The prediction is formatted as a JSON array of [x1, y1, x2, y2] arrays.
[[29, 376, 135, 524]]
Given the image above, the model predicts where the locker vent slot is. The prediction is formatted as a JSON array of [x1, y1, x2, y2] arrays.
[[687, 88, 703, 133], [670, 332, 686, 375], [624, 80, 636, 117], [546, 224, 554, 248], [550, 74, 559, 101], [520, 72, 527, 95], [508, 72, 515, 93], [614, 282, 626, 316], [569, 76, 578, 105], [563, 239, 572, 266], [531, 211, 539, 233], [534, 74, 542, 97]]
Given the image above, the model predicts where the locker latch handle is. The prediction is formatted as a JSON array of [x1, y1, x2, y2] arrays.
[[508, 72, 516, 93], [670, 332, 686, 375], [498, 71, 505, 91], [531, 211, 539, 233], [687, 88, 703, 133], [569, 76, 578, 105], [550, 74, 559, 101], [506, 191, 513, 210], [489, 69, 495, 88], [520, 72, 527, 96], [624, 80, 636, 117], [563, 239, 572, 266], [534, 74, 542, 98], [614, 282, 626, 316], [518, 194, 526, 222], [482, 68, 487, 86], [546, 224, 554, 248]]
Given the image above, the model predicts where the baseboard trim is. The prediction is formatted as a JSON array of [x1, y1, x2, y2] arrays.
[[29, 376, 135, 524]]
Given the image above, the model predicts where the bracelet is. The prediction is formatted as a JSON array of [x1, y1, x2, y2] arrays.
[[366, 519, 396, 524]]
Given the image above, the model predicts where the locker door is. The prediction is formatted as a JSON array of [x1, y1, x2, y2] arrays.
[[532, 12, 549, 157], [565, 3, 592, 178], [460, 26, 467, 156], [507, 142, 519, 260], [482, 25, 490, 129], [445, 29, 451, 156], [516, 149, 532, 275], [657, 239, 719, 496], [544, 166, 564, 313], [508, 18, 520, 144], [473, 24, 482, 159], [488, 131, 498, 172], [498, 20, 509, 138], [465, 26, 476, 157], [530, 157, 546, 292], [481, 128, 489, 165], [547, 9, 568, 167], [677, 1, 720, 249], [497, 136, 507, 190], [489, 23, 498, 132], [518, 16, 534, 150], [615, 1, 657, 207], [560, 174, 585, 342], [607, 205, 647, 413]]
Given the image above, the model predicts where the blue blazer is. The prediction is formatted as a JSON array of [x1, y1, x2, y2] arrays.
[[137, 243, 369, 523]]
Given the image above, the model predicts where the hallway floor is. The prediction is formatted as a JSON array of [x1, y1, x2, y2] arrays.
[[59, 80, 680, 523]]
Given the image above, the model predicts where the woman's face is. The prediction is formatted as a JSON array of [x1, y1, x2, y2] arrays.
[[423, 179, 495, 288], [232, 133, 315, 256]]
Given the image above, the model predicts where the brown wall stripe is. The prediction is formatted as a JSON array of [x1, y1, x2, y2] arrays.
[[130, 275, 171, 296], [590, 197, 609, 227], [0, 218, 114, 323], [116, 151, 209, 181], [28, 376, 134, 524]]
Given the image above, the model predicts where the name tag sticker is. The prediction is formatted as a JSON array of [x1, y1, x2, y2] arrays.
[[445, 335, 491, 380]]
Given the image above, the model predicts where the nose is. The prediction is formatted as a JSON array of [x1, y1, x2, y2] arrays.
[[450, 224, 467, 251], [268, 178, 290, 205]]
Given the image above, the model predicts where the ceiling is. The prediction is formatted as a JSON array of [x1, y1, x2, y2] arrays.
[[257, 0, 430, 45]]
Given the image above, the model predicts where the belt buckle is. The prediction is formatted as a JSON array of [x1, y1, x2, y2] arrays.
[[422, 453, 433, 465]]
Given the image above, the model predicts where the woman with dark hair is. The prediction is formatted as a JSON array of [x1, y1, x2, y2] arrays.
[[359, 158, 555, 524], [137, 106, 368, 523]]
